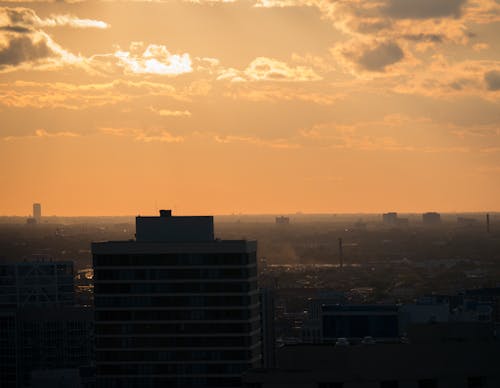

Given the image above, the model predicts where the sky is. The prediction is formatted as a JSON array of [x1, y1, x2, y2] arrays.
[[0, 0, 499, 216]]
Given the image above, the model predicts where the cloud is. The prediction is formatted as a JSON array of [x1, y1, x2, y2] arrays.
[[391, 58, 500, 100], [223, 84, 341, 105], [335, 40, 405, 73], [114, 42, 192, 76], [0, 7, 106, 72], [0, 80, 181, 109], [100, 127, 184, 143], [0, 7, 109, 29], [3, 128, 80, 141], [462, 0, 500, 24], [218, 56, 321, 82], [214, 134, 301, 149], [382, 0, 467, 19], [37, 15, 109, 29], [254, 0, 490, 50], [153, 108, 192, 117], [402, 33, 444, 43], [0, 34, 53, 67], [297, 116, 476, 153], [357, 41, 404, 71], [484, 70, 500, 91]]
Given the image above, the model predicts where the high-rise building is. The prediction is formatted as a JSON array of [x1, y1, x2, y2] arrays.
[[0, 260, 92, 388], [33, 203, 41, 222], [0, 259, 74, 308], [92, 210, 261, 388], [16, 306, 94, 387]]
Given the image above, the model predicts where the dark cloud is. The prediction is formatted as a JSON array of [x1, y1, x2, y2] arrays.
[[355, 19, 393, 34], [2, 8, 38, 27], [402, 33, 444, 43], [382, 0, 467, 19], [0, 35, 54, 68], [484, 70, 500, 91], [448, 78, 473, 91], [356, 41, 404, 72], [0, 26, 32, 34]]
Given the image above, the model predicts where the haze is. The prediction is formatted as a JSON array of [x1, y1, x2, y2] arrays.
[[1, 0, 499, 216]]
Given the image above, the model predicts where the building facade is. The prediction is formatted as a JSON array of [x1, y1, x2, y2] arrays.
[[92, 210, 261, 388], [0, 260, 74, 308]]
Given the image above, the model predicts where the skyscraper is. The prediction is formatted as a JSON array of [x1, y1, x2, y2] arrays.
[[33, 203, 41, 222], [92, 210, 261, 388]]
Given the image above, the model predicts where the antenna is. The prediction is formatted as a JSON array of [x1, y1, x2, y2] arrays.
[[338, 237, 343, 269]]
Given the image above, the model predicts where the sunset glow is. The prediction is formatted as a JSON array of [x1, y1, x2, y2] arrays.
[[1, 0, 499, 215]]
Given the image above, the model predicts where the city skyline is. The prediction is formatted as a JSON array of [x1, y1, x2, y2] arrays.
[[2, 204, 499, 217], [1, 1, 500, 215]]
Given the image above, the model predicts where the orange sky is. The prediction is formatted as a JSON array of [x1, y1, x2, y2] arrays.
[[1, 0, 500, 216]]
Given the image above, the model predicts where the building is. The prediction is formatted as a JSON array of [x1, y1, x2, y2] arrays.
[[33, 203, 42, 222], [462, 288, 500, 323], [382, 212, 398, 225], [16, 307, 94, 387], [260, 288, 276, 368], [92, 210, 261, 388], [321, 305, 399, 341], [302, 292, 346, 344], [457, 217, 477, 227], [422, 212, 441, 225], [0, 259, 74, 308], [0, 311, 17, 388], [399, 303, 450, 333], [275, 217, 290, 225], [243, 323, 500, 388], [0, 260, 93, 387], [31, 369, 81, 388]]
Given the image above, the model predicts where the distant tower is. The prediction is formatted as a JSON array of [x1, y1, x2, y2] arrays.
[[486, 213, 490, 234], [33, 203, 41, 222], [422, 212, 441, 225], [276, 216, 290, 225], [383, 212, 398, 225], [338, 238, 343, 269]]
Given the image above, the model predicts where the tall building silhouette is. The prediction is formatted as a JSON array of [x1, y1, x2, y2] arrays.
[[0, 259, 92, 388], [33, 203, 41, 222], [92, 210, 261, 388]]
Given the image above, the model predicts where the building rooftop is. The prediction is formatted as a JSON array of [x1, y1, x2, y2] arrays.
[[135, 210, 215, 242]]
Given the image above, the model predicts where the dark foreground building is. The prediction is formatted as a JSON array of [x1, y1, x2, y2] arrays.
[[0, 259, 93, 388], [92, 210, 261, 388], [244, 322, 500, 388]]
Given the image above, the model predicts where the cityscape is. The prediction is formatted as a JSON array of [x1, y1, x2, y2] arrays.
[[0, 204, 499, 387]]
